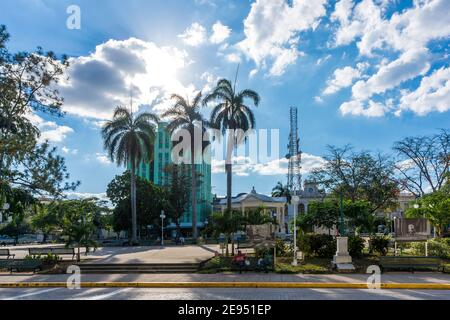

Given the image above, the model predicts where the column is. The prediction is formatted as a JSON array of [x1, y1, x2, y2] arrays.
[[276, 207, 281, 232], [304, 202, 308, 214]]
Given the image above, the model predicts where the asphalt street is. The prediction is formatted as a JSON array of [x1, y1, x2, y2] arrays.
[[0, 287, 449, 300]]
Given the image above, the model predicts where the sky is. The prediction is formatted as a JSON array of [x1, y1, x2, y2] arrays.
[[0, 0, 449, 198]]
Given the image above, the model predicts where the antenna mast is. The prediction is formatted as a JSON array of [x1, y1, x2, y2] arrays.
[[286, 107, 302, 194]]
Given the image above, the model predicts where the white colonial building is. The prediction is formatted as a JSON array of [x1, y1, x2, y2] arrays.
[[215, 181, 415, 236]]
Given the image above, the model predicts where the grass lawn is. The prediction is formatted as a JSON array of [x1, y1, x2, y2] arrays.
[[275, 255, 381, 274], [200, 255, 383, 274]]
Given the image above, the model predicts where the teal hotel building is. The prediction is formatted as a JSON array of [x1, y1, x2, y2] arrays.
[[135, 123, 213, 236]]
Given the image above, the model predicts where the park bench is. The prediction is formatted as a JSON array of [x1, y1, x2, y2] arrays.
[[0, 249, 15, 259], [0, 259, 42, 273], [28, 247, 76, 260], [379, 256, 444, 273], [237, 242, 254, 249]]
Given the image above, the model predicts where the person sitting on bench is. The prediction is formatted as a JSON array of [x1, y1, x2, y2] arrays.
[[232, 250, 247, 274]]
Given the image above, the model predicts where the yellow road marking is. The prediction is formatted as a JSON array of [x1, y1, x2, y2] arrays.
[[0, 282, 449, 290]]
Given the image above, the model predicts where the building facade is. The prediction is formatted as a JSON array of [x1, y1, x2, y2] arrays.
[[135, 123, 213, 234], [215, 181, 416, 237]]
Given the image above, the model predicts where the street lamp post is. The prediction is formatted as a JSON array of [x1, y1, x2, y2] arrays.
[[160, 210, 166, 246], [0, 203, 10, 224], [292, 194, 299, 266], [204, 220, 209, 241]]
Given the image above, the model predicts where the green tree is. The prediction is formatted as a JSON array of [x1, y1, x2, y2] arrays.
[[106, 171, 167, 238], [31, 204, 59, 243], [162, 92, 207, 238], [393, 129, 449, 197], [54, 199, 99, 262], [301, 201, 339, 232], [294, 199, 375, 235], [163, 164, 191, 239], [406, 177, 450, 237], [271, 182, 292, 204], [0, 187, 35, 244], [210, 209, 245, 256], [0, 25, 78, 198], [311, 145, 399, 214], [204, 78, 260, 212], [102, 107, 159, 244], [244, 206, 275, 226]]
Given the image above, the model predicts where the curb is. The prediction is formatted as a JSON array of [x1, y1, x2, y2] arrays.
[[0, 282, 449, 290]]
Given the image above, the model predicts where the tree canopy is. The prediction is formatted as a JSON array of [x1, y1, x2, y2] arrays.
[[106, 171, 167, 235], [406, 174, 450, 237], [311, 145, 399, 214], [394, 129, 449, 196], [0, 25, 78, 198]]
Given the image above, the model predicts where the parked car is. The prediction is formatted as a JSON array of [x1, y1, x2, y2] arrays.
[[0, 235, 15, 246], [18, 234, 38, 244]]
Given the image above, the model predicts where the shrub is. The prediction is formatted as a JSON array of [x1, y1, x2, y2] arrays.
[[297, 234, 336, 258], [275, 239, 289, 256], [348, 235, 365, 258], [296, 232, 311, 257], [411, 239, 450, 259], [25, 253, 61, 265], [254, 244, 273, 259], [369, 235, 390, 256]]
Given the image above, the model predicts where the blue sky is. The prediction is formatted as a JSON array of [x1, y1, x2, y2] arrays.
[[1, 0, 449, 197]]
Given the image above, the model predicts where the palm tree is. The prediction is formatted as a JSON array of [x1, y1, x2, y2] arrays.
[[102, 106, 159, 244], [204, 78, 260, 212], [271, 181, 292, 204], [161, 92, 207, 239], [272, 182, 292, 233]]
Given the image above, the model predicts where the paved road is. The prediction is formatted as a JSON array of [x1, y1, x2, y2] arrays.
[[0, 287, 449, 300], [2, 272, 450, 284]]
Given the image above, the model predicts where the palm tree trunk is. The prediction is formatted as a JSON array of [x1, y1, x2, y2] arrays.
[[130, 160, 138, 244], [226, 164, 232, 211], [225, 131, 234, 212], [191, 134, 197, 239]]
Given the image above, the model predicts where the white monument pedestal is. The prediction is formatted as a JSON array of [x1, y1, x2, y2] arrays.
[[332, 237, 355, 272]]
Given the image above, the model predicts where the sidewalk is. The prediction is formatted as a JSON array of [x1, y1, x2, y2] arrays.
[[0, 273, 449, 289]]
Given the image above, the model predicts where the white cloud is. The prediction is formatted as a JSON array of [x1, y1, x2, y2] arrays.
[[398, 66, 450, 116], [225, 53, 241, 63], [96, 153, 112, 165], [210, 21, 231, 44], [330, 0, 450, 55], [316, 54, 332, 65], [200, 71, 219, 93], [178, 22, 207, 46], [323, 66, 362, 95], [249, 69, 258, 78], [65, 192, 109, 202], [269, 47, 303, 77], [238, 0, 327, 76], [62, 146, 78, 155], [330, 0, 450, 117], [58, 38, 199, 120], [25, 112, 73, 143], [212, 153, 325, 176], [351, 48, 430, 101], [39, 126, 73, 143], [340, 99, 388, 117]]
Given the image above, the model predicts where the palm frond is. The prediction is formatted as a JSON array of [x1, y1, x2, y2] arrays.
[[239, 89, 260, 106]]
